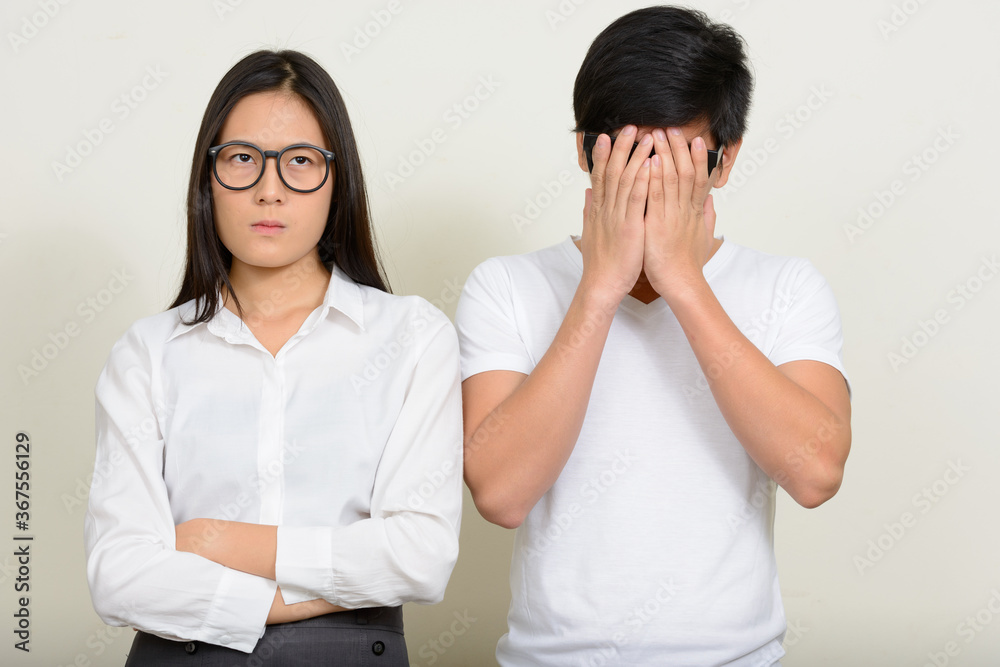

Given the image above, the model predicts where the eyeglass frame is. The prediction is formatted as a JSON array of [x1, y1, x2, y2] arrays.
[[207, 141, 337, 194], [581, 132, 721, 175]]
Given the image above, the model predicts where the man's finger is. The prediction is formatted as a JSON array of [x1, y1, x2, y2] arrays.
[[626, 157, 652, 224], [646, 153, 665, 218], [666, 127, 694, 205], [613, 131, 653, 222], [690, 136, 712, 205], [589, 134, 611, 208], [652, 128, 677, 197]]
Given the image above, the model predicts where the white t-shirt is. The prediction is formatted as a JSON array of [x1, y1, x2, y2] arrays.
[[455, 236, 848, 666]]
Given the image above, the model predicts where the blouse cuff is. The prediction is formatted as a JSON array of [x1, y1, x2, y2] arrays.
[[275, 525, 336, 605], [200, 567, 277, 653]]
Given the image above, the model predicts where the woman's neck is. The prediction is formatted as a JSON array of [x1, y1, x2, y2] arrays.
[[224, 251, 331, 323]]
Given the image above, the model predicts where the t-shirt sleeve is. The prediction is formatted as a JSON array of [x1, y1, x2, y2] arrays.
[[768, 260, 851, 397], [455, 258, 534, 381]]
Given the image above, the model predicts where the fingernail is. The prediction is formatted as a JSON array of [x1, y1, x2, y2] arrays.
[[693, 137, 704, 149], [669, 127, 682, 136], [622, 125, 636, 136], [652, 154, 661, 167], [654, 129, 667, 141], [640, 134, 652, 145], [642, 158, 651, 168]]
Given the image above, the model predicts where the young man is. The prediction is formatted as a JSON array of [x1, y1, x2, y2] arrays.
[[455, 6, 851, 666]]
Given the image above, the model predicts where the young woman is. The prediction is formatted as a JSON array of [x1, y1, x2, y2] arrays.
[[84, 50, 463, 666]]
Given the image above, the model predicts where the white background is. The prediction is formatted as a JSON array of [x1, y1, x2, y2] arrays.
[[2, 0, 998, 665]]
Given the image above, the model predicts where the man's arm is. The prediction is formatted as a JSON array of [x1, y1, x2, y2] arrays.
[[667, 284, 850, 507], [463, 127, 653, 529], [462, 288, 614, 529], [642, 127, 851, 508]]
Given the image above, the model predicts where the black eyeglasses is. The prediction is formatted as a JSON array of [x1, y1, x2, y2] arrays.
[[582, 132, 721, 175], [208, 142, 336, 193]]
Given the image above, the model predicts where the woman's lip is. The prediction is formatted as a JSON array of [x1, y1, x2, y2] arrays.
[[251, 221, 285, 235]]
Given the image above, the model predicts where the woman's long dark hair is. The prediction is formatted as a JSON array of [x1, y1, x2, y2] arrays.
[[171, 49, 389, 323]]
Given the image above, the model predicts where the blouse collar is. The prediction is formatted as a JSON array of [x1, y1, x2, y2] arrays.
[[167, 264, 366, 343]]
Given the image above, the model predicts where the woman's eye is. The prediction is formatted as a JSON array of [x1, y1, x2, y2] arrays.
[[290, 156, 311, 166], [235, 153, 254, 164]]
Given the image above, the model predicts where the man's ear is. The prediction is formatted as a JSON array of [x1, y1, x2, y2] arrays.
[[712, 138, 743, 189], [575, 132, 590, 174]]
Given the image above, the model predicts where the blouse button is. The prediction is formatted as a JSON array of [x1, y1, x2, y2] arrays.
[[184, 642, 197, 654], [372, 640, 385, 655]]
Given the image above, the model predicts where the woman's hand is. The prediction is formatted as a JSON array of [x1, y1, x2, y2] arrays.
[[266, 587, 346, 625]]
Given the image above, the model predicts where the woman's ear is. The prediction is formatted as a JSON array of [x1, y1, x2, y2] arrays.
[[711, 138, 744, 189]]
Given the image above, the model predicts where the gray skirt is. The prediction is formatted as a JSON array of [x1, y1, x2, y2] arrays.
[[124, 606, 407, 666]]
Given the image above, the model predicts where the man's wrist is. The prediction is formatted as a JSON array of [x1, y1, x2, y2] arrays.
[[656, 273, 713, 312], [576, 279, 625, 320]]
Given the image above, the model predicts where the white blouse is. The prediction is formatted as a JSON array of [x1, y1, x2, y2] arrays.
[[84, 266, 463, 653]]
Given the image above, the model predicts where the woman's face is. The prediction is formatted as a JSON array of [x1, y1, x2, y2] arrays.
[[211, 90, 335, 273]]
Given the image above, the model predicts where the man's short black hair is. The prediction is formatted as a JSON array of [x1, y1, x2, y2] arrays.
[[573, 6, 754, 148]]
